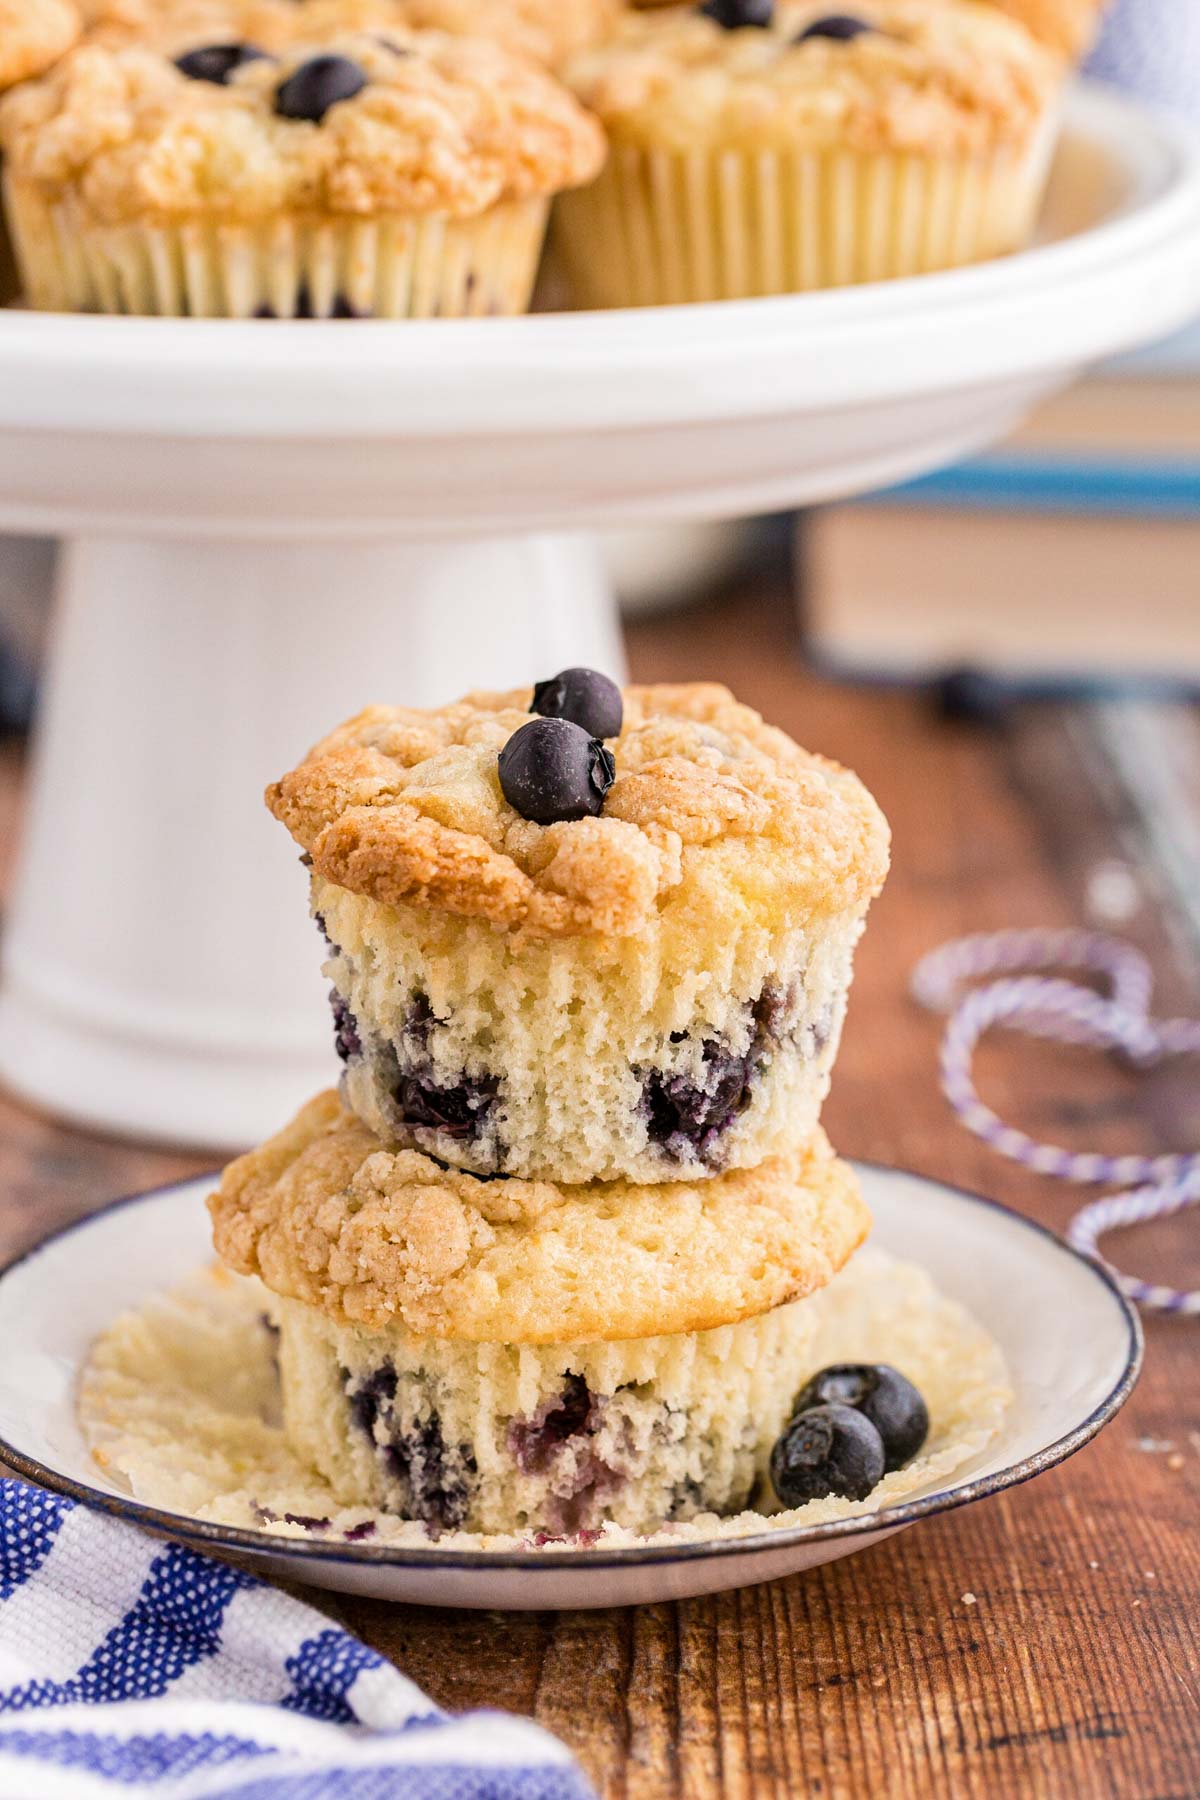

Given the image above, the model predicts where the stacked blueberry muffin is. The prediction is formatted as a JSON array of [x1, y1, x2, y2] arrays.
[[557, 0, 1063, 306], [0, 5, 606, 316], [209, 674, 895, 1537]]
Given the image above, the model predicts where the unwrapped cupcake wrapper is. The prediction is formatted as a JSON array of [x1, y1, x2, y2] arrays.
[[1, 178, 549, 317], [555, 125, 1057, 307]]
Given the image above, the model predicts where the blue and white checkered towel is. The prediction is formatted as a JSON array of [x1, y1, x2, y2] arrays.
[[0, 1480, 592, 1800]]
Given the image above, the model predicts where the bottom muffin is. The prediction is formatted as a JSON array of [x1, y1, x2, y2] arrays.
[[206, 1089, 868, 1536], [273, 1294, 819, 1537], [80, 1248, 1013, 1549]]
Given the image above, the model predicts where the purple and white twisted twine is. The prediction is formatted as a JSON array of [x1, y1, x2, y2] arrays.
[[911, 929, 1200, 1315]]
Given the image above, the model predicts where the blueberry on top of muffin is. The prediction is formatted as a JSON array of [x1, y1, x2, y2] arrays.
[[266, 681, 890, 939]]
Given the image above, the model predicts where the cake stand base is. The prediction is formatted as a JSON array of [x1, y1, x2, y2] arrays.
[[0, 530, 624, 1148]]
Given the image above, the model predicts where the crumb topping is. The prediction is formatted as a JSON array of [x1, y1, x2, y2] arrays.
[[267, 682, 890, 940], [208, 1091, 871, 1340], [563, 0, 1059, 155], [84, 0, 623, 69], [0, 29, 606, 220], [0, 0, 80, 90]]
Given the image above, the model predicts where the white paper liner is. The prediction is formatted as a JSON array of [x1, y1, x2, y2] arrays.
[[2, 176, 548, 316], [79, 1247, 1011, 1552], [555, 126, 1056, 307]]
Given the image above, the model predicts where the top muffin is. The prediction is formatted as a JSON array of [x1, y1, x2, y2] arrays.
[[562, 0, 1057, 156], [0, 0, 80, 90], [267, 681, 887, 1184]]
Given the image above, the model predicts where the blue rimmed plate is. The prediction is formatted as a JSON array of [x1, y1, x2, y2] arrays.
[[0, 1166, 1140, 1610]]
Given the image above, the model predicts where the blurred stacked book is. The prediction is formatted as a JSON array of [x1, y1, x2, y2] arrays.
[[799, 338, 1200, 690], [799, 0, 1200, 695]]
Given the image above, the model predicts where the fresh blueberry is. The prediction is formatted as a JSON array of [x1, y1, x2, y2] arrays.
[[699, 0, 774, 27], [531, 668, 623, 740], [795, 14, 873, 42], [790, 1364, 929, 1471], [174, 41, 272, 84], [770, 1403, 885, 1505], [498, 717, 615, 825], [275, 54, 367, 123]]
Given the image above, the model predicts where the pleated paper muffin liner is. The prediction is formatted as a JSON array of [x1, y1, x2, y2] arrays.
[[270, 1293, 822, 1537], [79, 1246, 1012, 1549], [1, 178, 549, 317], [555, 126, 1057, 308]]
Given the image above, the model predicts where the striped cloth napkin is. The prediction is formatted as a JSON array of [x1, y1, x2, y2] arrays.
[[0, 1479, 592, 1800]]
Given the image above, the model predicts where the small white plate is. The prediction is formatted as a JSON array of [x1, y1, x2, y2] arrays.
[[0, 1167, 1140, 1611]]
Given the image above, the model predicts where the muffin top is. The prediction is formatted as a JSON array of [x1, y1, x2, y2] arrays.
[[563, 0, 1058, 155], [209, 1091, 870, 1340], [979, 0, 1105, 60], [0, 0, 80, 90], [85, 0, 623, 68], [267, 681, 890, 941], [0, 28, 606, 220]]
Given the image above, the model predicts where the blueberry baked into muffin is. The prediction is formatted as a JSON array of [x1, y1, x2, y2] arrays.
[[208, 1091, 870, 1534], [266, 676, 889, 1183], [0, 24, 604, 315], [557, 0, 1062, 306]]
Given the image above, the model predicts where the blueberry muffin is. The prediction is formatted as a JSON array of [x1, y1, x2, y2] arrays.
[[557, 0, 1061, 307], [266, 677, 889, 1183], [85, 0, 624, 69], [0, 26, 604, 315], [0, 0, 80, 89], [208, 1091, 870, 1534], [0, 0, 80, 298], [974, 0, 1106, 60]]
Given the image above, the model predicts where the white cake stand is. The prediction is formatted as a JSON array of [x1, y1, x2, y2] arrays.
[[2, 84, 1199, 1150]]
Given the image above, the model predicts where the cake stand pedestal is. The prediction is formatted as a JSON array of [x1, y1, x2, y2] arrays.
[[1, 85, 1199, 1149]]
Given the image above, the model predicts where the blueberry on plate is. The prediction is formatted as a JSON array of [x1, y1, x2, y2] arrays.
[[795, 14, 874, 42], [698, 0, 774, 29], [498, 717, 615, 825], [531, 667, 623, 740], [175, 42, 272, 85], [790, 1363, 929, 1472], [275, 54, 368, 123], [770, 1403, 885, 1505]]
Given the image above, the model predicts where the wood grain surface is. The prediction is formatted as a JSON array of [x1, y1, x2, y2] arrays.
[[1, 578, 1197, 1800]]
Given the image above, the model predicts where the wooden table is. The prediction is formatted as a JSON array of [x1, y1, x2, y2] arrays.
[[2, 577, 1198, 1800]]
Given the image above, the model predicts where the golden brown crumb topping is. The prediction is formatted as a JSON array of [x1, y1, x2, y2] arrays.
[[267, 682, 890, 940]]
